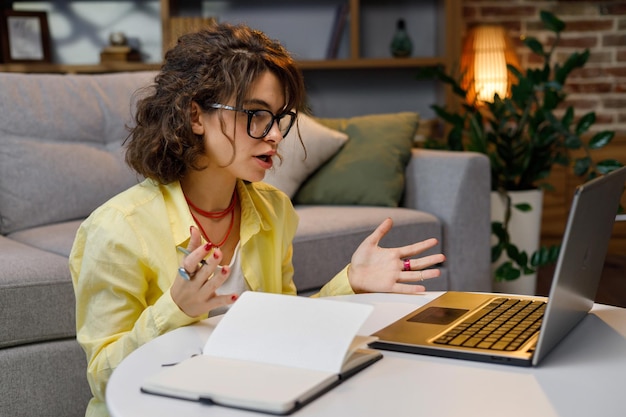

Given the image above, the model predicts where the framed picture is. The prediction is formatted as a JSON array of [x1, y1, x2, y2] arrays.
[[0, 10, 51, 63]]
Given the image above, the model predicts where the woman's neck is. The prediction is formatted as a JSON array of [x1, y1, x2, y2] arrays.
[[180, 170, 237, 213]]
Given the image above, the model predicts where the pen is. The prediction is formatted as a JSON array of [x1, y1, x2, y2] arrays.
[[176, 246, 221, 279]]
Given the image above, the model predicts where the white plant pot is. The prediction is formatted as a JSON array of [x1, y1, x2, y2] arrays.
[[491, 189, 543, 295]]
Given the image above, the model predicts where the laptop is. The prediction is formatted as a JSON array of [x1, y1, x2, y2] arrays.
[[370, 166, 626, 367]]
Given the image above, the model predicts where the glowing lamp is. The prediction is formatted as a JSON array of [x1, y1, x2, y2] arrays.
[[460, 25, 520, 104]]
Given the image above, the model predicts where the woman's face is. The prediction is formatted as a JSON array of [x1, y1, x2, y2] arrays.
[[192, 70, 289, 183]]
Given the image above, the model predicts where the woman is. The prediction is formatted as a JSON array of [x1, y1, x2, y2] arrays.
[[70, 23, 445, 417]]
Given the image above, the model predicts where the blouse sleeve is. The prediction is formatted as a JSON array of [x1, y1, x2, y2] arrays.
[[69, 206, 198, 403], [312, 264, 356, 297]]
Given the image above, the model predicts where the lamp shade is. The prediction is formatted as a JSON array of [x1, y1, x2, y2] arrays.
[[460, 25, 520, 104]]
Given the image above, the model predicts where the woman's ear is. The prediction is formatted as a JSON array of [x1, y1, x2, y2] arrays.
[[190, 102, 205, 135]]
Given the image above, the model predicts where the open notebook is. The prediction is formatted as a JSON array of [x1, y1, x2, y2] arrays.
[[141, 292, 382, 415], [371, 166, 626, 367]]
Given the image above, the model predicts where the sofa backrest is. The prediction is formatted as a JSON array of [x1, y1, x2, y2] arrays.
[[0, 71, 157, 235]]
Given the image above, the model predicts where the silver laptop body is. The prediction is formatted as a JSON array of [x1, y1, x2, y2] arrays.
[[371, 166, 626, 367]]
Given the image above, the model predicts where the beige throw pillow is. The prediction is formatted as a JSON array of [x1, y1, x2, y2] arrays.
[[263, 113, 348, 198]]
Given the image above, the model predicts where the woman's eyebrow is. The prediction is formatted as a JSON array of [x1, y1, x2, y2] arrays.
[[243, 98, 270, 108], [243, 98, 288, 113]]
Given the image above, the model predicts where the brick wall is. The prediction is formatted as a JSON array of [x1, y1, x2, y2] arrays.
[[462, 0, 626, 135]]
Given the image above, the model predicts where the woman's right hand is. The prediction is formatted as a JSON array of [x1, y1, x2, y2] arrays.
[[170, 226, 237, 317]]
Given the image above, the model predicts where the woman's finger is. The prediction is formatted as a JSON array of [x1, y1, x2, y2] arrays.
[[390, 282, 427, 294], [181, 242, 216, 277], [397, 267, 441, 283], [396, 238, 440, 259], [401, 254, 446, 272], [364, 218, 394, 247]]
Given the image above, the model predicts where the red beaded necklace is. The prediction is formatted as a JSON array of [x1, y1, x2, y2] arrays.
[[185, 191, 238, 248]]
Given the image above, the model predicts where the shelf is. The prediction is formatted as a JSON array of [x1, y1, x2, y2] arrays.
[[0, 57, 445, 74], [297, 57, 445, 71], [0, 62, 162, 74]]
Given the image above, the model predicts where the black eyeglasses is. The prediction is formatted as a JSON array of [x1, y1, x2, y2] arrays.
[[208, 103, 296, 139]]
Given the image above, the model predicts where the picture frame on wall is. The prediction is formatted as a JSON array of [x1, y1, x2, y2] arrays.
[[0, 10, 51, 63]]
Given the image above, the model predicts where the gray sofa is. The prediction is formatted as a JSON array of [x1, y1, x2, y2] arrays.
[[0, 71, 491, 417]]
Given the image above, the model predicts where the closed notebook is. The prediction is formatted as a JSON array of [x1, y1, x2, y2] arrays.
[[141, 292, 382, 415]]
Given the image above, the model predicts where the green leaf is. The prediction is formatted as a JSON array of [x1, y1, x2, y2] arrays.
[[589, 131, 614, 149], [492, 244, 503, 263], [447, 127, 464, 151], [494, 262, 522, 282], [514, 203, 532, 212], [524, 37, 545, 56], [540, 10, 566, 33], [596, 159, 624, 174], [573, 157, 592, 176], [556, 50, 590, 84], [432, 105, 463, 127], [418, 66, 468, 99], [564, 134, 582, 149], [548, 245, 561, 263], [491, 221, 507, 240], [575, 112, 595, 135], [505, 245, 530, 268], [530, 249, 542, 267], [507, 64, 524, 80], [561, 107, 574, 130], [531, 246, 558, 267], [544, 89, 559, 110], [467, 114, 488, 153]]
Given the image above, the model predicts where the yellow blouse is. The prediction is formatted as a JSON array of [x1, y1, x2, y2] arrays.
[[69, 179, 353, 417]]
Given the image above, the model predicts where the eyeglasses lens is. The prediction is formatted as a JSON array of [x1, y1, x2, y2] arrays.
[[249, 110, 294, 138]]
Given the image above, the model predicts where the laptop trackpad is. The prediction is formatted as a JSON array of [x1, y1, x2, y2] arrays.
[[407, 307, 468, 325]]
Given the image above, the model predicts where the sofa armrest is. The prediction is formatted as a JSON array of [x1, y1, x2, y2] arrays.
[[402, 148, 491, 291]]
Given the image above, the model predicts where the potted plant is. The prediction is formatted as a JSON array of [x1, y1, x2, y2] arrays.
[[419, 10, 623, 291]]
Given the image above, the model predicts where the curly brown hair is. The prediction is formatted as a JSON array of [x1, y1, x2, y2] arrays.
[[125, 23, 307, 184]]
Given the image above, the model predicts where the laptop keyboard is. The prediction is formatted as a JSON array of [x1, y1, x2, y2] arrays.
[[433, 297, 546, 351]]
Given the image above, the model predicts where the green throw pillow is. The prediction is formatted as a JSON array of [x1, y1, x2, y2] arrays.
[[293, 112, 419, 207]]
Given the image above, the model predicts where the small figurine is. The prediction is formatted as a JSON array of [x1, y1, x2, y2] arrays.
[[390, 19, 413, 58]]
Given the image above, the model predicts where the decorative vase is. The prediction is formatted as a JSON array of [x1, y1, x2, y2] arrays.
[[390, 19, 412, 58], [491, 189, 544, 295]]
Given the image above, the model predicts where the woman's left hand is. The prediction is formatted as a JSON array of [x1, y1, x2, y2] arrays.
[[348, 217, 445, 294]]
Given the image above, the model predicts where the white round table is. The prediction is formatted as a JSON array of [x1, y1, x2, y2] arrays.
[[107, 292, 626, 417]]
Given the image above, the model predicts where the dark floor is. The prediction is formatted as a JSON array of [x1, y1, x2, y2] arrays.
[[536, 253, 626, 308]]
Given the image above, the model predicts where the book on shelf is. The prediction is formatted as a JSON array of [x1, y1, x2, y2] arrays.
[[141, 291, 382, 415], [99, 46, 141, 63], [165, 16, 218, 51], [326, 3, 350, 59]]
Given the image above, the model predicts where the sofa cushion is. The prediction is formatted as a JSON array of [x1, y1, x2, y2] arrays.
[[0, 339, 91, 417], [0, 236, 76, 349], [8, 220, 83, 257], [0, 137, 137, 234], [294, 112, 419, 207], [292, 205, 445, 292], [263, 113, 348, 198], [0, 71, 156, 235]]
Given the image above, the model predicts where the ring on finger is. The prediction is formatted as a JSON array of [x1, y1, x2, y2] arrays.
[[178, 260, 207, 280], [178, 266, 194, 281], [402, 259, 411, 272], [418, 270, 423, 281]]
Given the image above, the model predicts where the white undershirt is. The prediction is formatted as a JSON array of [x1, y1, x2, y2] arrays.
[[209, 242, 248, 317]]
